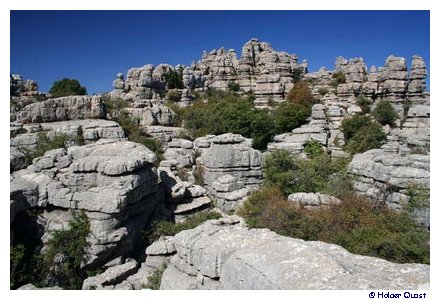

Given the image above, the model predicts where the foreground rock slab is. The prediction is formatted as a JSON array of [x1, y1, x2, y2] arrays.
[[159, 217, 429, 290]]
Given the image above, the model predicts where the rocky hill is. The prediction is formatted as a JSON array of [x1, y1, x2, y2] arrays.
[[10, 38, 430, 290]]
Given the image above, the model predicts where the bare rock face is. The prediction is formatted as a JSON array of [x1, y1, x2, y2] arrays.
[[10, 141, 165, 268], [408, 55, 428, 99], [154, 217, 429, 290], [15, 95, 106, 123], [348, 148, 429, 227], [123, 100, 177, 127], [197, 133, 262, 188]]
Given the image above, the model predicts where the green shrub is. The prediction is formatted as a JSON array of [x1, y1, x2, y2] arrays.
[[304, 139, 326, 159], [405, 183, 430, 212], [264, 150, 350, 196], [291, 69, 303, 83], [341, 114, 387, 154], [102, 96, 128, 116], [163, 68, 183, 89], [20, 132, 83, 165], [227, 81, 240, 92], [330, 71, 346, 89], [33, 94, 48, 102], [273, 102, 310, 133], [238, 188, 429, 264], [166, 89, 181, 102], [318, 87, 329, 96], [144, 265, 167, 290], [43, 211, 90, 289], [10, 244, 25, 288], [183, 91, 275, 150], [372, 101, 399, 127], [356, 95, 371, 114], [49, 78, 87, 98], [147, 211, 222, 242], [286, 81, 316, 108]]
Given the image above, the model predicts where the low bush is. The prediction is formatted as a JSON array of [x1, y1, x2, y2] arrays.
[[372, 100, 399, 127], [20, 132, 84, 165], [286, 81, 316, 108], [318, 87, 329, 96], [356, 95, 371, 114], [147, 211, 222, 242], [238, 187, 430, 264], [166, 89, 181, 102], [303, 139, 326, 159], [227, 81, 240, 92], [163, 68, 184, 89], [264, 150, 350, 197], [341, 114, 387, 154], [330, 71, 346, 89], [144, 265, 167, 290]]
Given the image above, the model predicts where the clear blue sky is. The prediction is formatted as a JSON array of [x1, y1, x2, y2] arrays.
[[10, 11, 430, 94]]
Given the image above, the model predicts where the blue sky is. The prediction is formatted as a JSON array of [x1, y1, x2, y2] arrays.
[[10, 11, 430, 94]]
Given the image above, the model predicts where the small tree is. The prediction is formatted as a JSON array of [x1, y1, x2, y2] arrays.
[[227, 81, 240, 92], [356, 95, 371, 114], [49, 78, 87, 98], [286, 81, 316, 108], [372, 101, 399, 127]]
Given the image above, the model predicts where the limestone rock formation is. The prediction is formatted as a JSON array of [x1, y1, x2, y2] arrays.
[[348, 148, 429, 227], [197, 133, 263, 188], [15, 95, 106, 123], [111, 39, 306, 107], [10, 141, 165, 268], [153, 217, 429, 289], [288, 192, 341, 209]]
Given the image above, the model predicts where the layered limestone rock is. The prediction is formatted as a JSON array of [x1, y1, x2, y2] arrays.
[[408, 55, 428, 99], [348, 148, 429, 227], [111, 39, 306, 107], [288, 192, 341, 210], [122, 100, 177, 127], [152, 217, 429, 289], [197, 133, 262, 187], [158, 167, 212, 222], [377, 55, 408, 101], [10, 74, 39, 96], [336, 57, 367, 98], [10, 141, 166, 268], [15, 95, 106, 123]]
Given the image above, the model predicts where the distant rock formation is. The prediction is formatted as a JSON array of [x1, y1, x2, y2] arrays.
[[110, 38, 307, 107]]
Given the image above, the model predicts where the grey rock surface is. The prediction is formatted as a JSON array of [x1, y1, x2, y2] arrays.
[[159, 217, 429, 290]]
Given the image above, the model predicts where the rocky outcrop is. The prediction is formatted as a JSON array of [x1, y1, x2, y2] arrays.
[[15, 95, 106, 123], [288, 192, 341, 210], [197, 133, 262, 188], [155, 217, 429, 289], [10, 141, 166, 268], [348, 148, 429, 227], [111, 39, 307, 107], [10, 74, 40, 96], [122, 100, 177, 127], [408, 55, 429, 99]]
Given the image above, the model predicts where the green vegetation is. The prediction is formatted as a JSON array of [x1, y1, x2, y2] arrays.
[[144, 265, 167, 290], [101, 96, 128, 116], [49, 78, 87, 98], [304, 139, 326, 159], [183, 91, 275, 150], [330, 71, 346, 89], [272, 102, 310, 133], [341, 114, 387, 154], [10, 127, 28, 138], [237, 186, 430, 264], [227, 81, 240, 92], [291, 69, 303, 83], [42, 211, 90, 289], [405, 183, 430, 212], [33, 94, 48, 102], [166, 89, 181, 102], [163, 68, 184, 89], [180, 87, 315, 150], [10, 210, 92, 289], [264, 150, 350, 197], [356, 95, 371, 114], [147, 211, 222, 243], [372, 100, 399, 127], [318, 87, 329, 96], [19, 132, 84, 165]]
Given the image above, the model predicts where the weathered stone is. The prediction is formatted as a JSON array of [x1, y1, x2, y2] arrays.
[[160, 217, 429, 290]]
